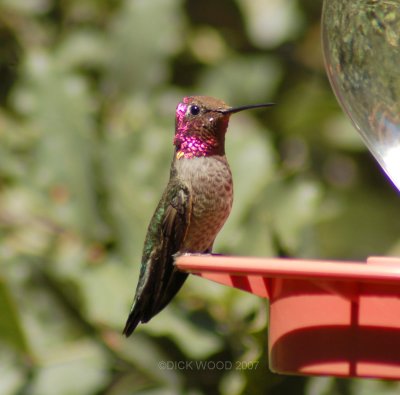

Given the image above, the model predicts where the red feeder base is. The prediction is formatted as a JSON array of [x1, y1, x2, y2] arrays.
[[176, 255, 400, 379]]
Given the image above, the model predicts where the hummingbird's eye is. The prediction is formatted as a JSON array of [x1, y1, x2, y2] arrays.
[[189, 105, 200, 116]]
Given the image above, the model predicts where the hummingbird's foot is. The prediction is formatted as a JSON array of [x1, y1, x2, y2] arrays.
[[173, 251, 226, 267], [174, 252, 212, 258]]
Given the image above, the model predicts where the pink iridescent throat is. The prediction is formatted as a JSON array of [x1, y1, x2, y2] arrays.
[[175, 134, 218, 159], [174, 102, 219, 159]]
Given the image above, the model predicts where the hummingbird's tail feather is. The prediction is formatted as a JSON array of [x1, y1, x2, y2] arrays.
[[122, 268, 188, 337], [122, 306, 141, 336], [153, 270, 189, 318]]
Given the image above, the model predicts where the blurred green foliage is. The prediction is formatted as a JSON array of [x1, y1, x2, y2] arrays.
[[1, 0, 400, 394]]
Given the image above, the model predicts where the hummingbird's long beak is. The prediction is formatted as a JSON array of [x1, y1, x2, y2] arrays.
[[219, 103, 275, 114]]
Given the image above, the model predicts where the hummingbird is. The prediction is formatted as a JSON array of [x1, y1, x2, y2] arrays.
[[123, 96, 274, 336]]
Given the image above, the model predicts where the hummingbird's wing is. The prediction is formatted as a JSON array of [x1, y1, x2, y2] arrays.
[[123, 180, 192, 336]]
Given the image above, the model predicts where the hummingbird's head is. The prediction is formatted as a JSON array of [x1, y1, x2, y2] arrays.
[[174, 96, 231, 159], [173, 96, 274, 159]]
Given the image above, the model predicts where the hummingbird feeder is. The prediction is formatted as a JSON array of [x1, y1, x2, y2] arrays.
[[177, 0, 400, 380], [176, 255, 400, 380]]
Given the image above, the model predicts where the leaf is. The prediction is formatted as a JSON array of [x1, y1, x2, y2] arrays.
[[237, 0, 305, 47], [79, 261, 136, 328], [30, 340, 109, 395], [197, 55, 282, 105], [0, 276, 29, 355], [106, 0, 184, 93], [0, 349, 25, 395], [265, 178, 324, 255], [145, 308, 223, 360]]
